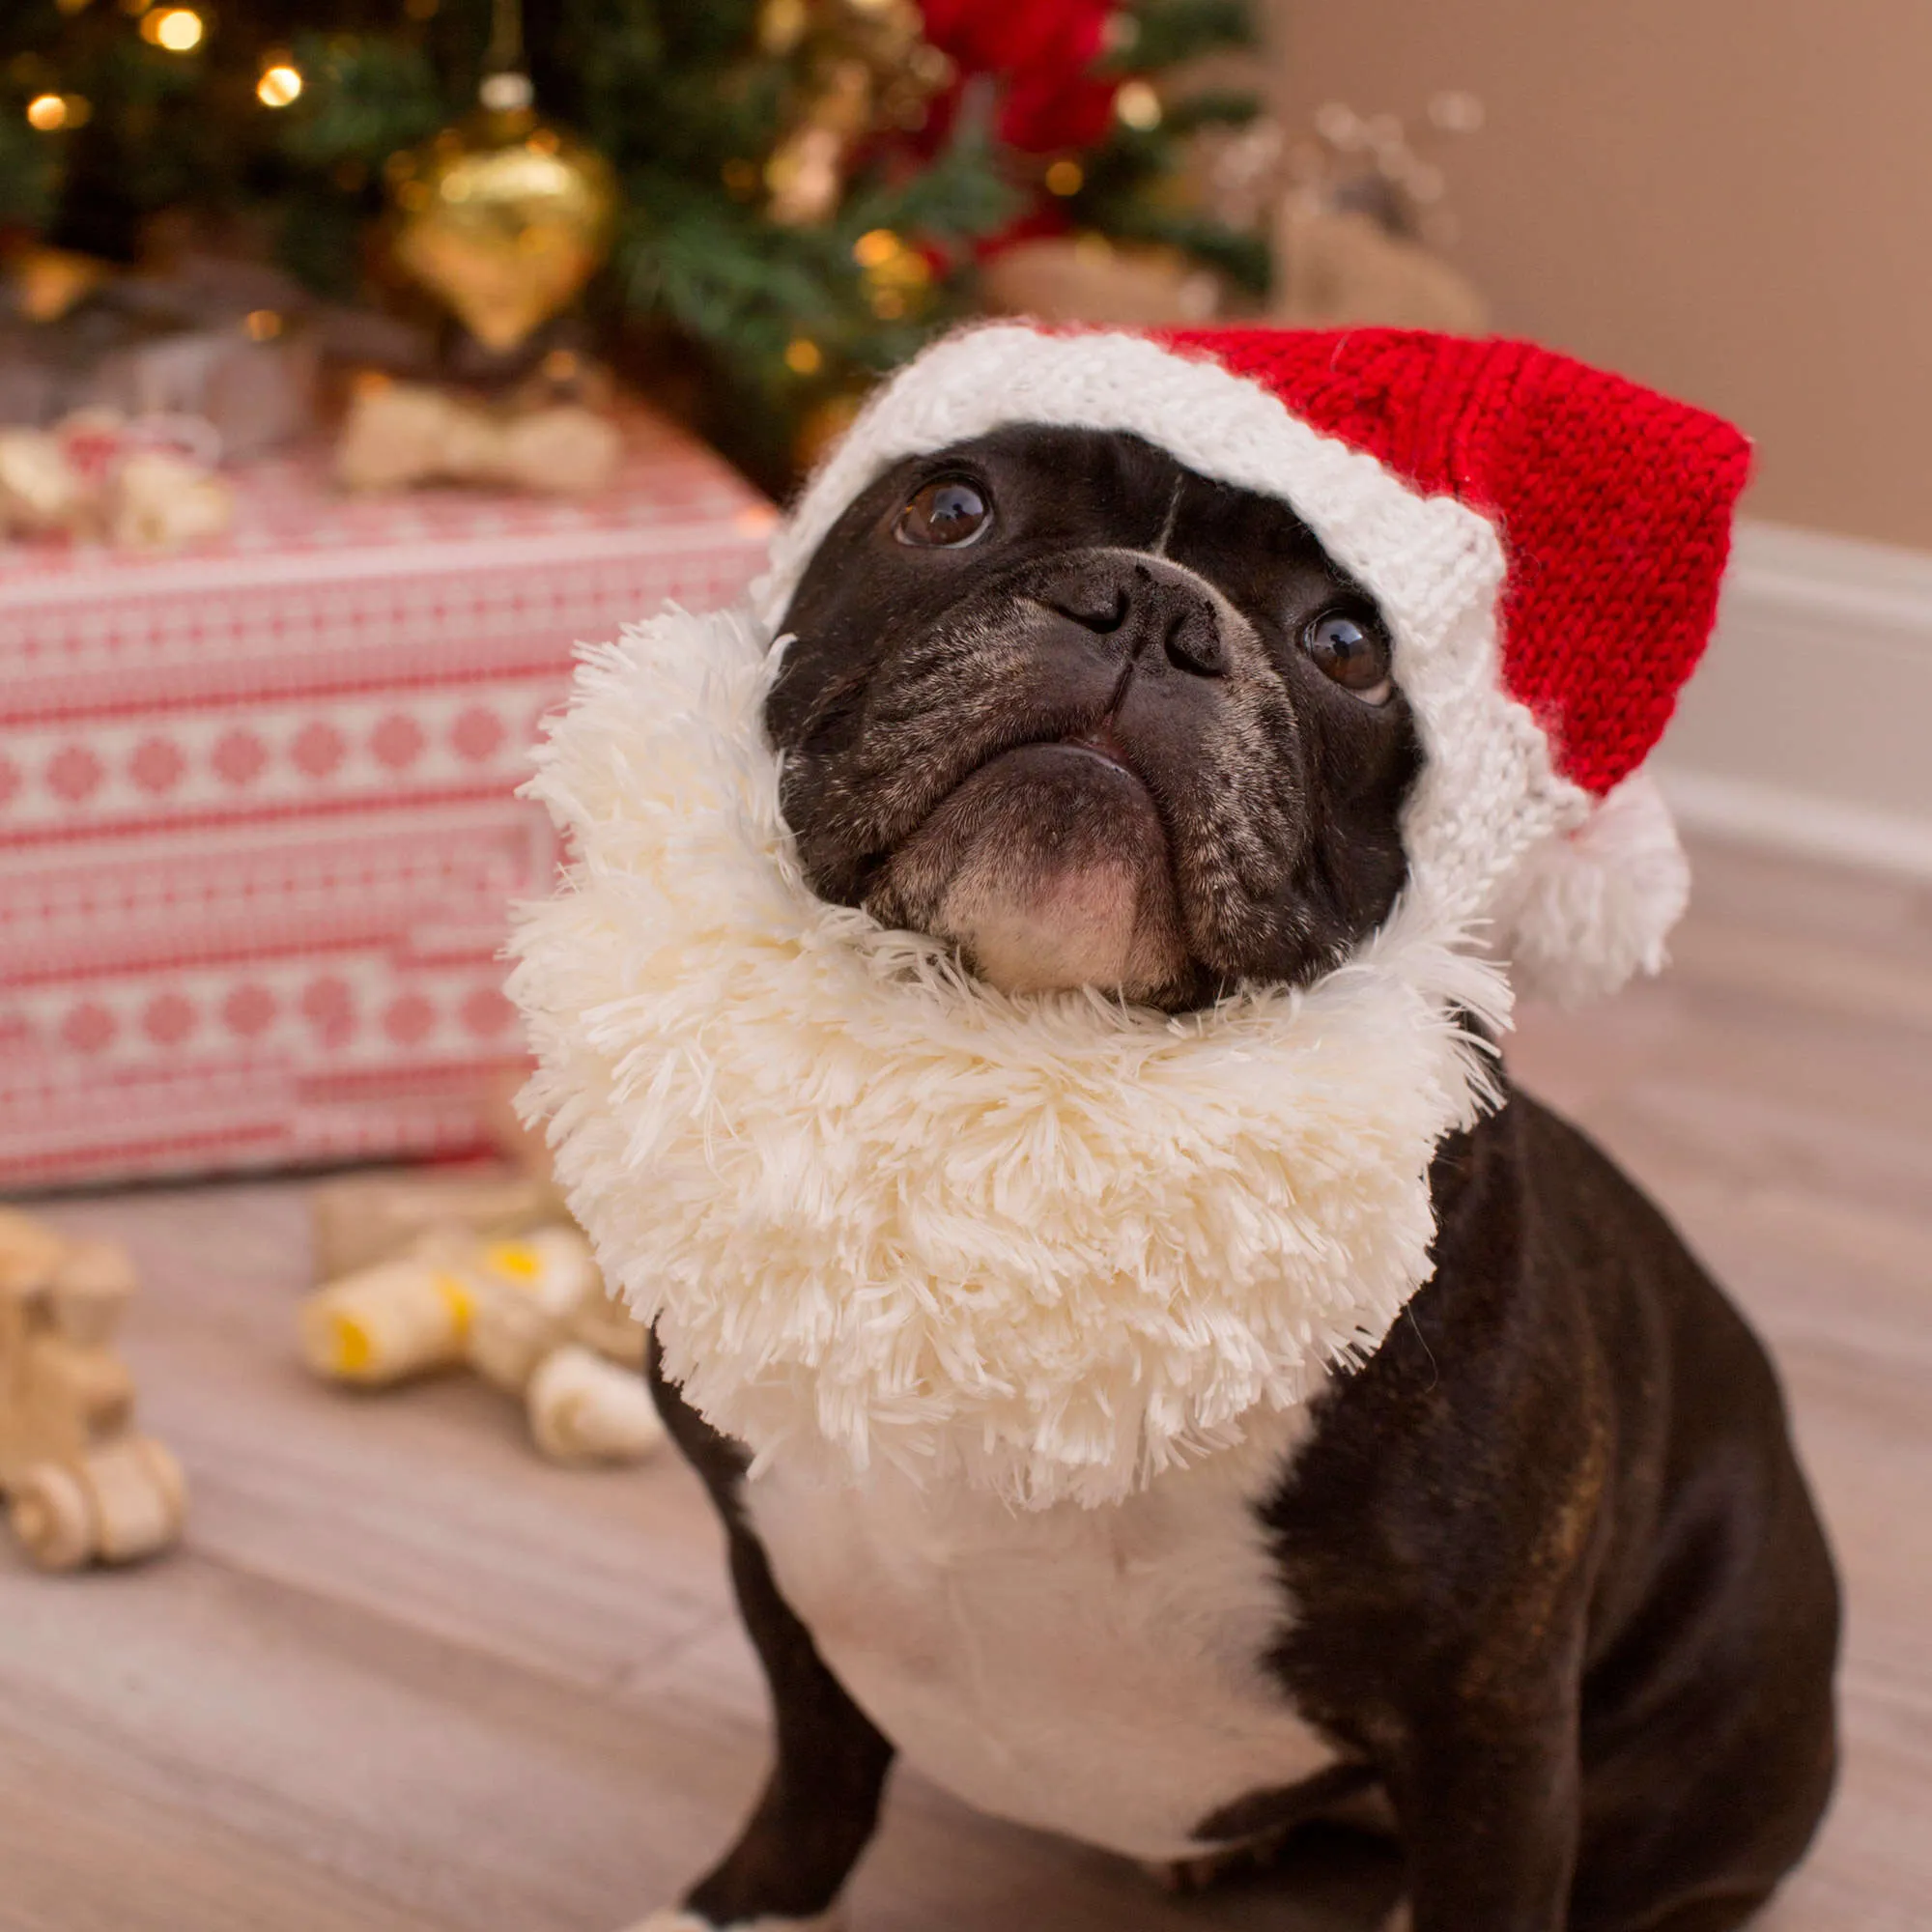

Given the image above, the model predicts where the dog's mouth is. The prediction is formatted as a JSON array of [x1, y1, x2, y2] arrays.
[[857, 710, 1194, 1003], [967, 706, 1158, 809], [1060, 716, 1135, 769], [848, 710, 1156, 898]]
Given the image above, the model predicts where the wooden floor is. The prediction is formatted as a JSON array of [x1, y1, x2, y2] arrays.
[[5, 834, 1928, 1932]]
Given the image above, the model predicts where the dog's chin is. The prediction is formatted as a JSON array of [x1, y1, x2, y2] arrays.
[[865, 743, 1193, 1003]]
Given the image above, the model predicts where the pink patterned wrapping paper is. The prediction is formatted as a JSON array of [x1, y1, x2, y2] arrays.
[[1, 413, 774, 1189]]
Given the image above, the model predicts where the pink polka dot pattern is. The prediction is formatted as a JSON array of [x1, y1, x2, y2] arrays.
[[451, 705, 506, 764], [61, 1003, 118, 1054], [0, 404, 772, 1188], [371, 713, 426, 771], [292, 720, 347, 779], [383, 992, 435, 1046], [129, 736, 187, 795], [142, 992, 197, 1046], [221, 983, 277, 1038], [47, 744, 104, 803], [460, 984, 513, 1037], [212, 728, 269, 787], [300, 976, 355, 1048]]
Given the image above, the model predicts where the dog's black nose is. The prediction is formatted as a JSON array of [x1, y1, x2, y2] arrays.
[[1050, 557, 1228, 678]]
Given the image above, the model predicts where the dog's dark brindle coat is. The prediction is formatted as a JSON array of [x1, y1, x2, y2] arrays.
[[648, 428, 1839, 1932]]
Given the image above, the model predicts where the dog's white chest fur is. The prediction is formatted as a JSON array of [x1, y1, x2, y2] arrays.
[[744, 1411, 1336, 1861]]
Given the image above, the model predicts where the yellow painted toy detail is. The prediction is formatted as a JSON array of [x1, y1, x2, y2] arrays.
[[298, 1206, 661, 1469]]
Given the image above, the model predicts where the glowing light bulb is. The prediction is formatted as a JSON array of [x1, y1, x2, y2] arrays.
[[783, 338, 824, 377], [142, 7, 204, 51], [1114, 80, 1161, 131], [26, 94, 68, 131], [257, 63, 302, 108], [1044, 158, 1085, 196]]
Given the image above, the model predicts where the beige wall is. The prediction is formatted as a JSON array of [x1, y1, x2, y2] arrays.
[[1273, 0, 1932, 550]]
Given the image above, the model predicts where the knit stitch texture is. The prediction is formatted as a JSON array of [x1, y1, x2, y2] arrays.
[[1157, 327, 1752, 796]]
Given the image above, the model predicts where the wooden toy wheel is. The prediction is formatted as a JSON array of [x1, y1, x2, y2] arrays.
[[7, 1437, 186, 1573], [9, 1463, 96, 1572], [85, 1436, 187, 1564]]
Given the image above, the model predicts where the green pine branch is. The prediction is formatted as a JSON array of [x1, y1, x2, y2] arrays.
[[10, 0, 1271, 487], [1113, 0, 1257, 72], [277, 35, 448, 168], [0, 106, 61, 230]]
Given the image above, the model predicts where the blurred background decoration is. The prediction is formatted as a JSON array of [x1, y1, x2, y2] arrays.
[[1221, 91, 1490, 333], [0, 0, 1504, 1202], [0, 0, 1341, 491]]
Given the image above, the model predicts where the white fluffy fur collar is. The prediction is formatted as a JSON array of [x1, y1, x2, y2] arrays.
[[509, 602, 1512, 1510]]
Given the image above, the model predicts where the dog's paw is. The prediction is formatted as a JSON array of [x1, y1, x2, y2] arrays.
[[1139, 1835, 1295, 1896], [1141, 1853, 1239, 1895], [620, 1910, 843, 1932]]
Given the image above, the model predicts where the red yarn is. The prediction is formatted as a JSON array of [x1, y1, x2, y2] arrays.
[[1155, 328, 1752, 797]]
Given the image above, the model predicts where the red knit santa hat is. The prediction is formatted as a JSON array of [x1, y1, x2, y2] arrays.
[[760, 324, 1750, 1005]]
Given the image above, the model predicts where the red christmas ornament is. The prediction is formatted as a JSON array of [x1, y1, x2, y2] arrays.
[[918, 0, 1119, 153]]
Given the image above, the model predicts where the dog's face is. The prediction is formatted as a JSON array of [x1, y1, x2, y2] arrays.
[[768, 426, 1420, 1009]]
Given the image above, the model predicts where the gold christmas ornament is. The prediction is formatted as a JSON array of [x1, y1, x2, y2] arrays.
[[759, 0, 951, 225], [390, 31, 617, 355]]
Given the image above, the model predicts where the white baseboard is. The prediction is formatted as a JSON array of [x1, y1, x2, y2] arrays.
[[1655, 518, 1932, 879], [1655, 766, 1932, 882]]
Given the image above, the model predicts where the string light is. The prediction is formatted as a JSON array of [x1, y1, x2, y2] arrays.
[[1044, 158, 1084, 196], [257, 62, 303, 108], [783, 338, 823, 377], [22, 91, 93, 136], [1114, 79, 1162, 131], [851, 226, 931, 323], [140, 7, 204, 51]]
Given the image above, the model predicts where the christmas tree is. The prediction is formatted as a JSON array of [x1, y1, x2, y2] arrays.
[[3, 0, 1266, 486]]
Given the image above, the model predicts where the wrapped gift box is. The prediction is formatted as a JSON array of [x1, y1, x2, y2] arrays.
[[1, 412, 774, 1189]]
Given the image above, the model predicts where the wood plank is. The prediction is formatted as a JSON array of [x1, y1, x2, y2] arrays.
[[3, 830, 1925, 1930]]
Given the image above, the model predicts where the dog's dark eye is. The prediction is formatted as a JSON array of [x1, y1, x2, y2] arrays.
[[895, 477, 991, 549], [1301, 610, 1394, 705]]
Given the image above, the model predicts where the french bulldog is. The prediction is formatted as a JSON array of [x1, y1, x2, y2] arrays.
[[639, 425, 1839, 1932]]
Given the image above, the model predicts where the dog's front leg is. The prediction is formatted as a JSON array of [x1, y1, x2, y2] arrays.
[[637, 1521, 895, 1931], [1382, 1703, 1580, 1932], [635, 1345, 894, 1932]]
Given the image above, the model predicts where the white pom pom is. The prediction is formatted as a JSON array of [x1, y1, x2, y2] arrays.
[[1489, 768, 1690, 1008]]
